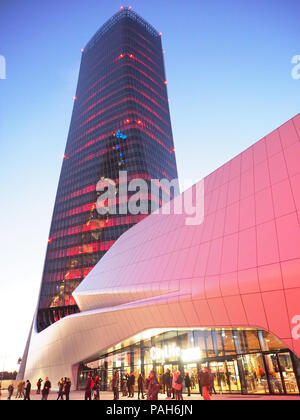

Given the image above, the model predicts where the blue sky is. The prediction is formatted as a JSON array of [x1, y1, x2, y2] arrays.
[[0, 0, 299, 371]]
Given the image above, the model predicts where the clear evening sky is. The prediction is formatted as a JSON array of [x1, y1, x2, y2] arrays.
[[0, 0, 299, 372]]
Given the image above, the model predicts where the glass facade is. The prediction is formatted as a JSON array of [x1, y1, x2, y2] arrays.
[[36, 8, 178, 331], [78, 328, 300, 396]]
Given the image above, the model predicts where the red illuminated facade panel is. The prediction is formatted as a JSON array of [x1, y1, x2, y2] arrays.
[[36, 7, 178, 331]]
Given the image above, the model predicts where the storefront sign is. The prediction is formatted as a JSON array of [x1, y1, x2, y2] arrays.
[[150, 344, 202, 363]]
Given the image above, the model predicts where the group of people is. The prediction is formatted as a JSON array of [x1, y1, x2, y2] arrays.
[[110, 370, 161, 400], [6, 377, 72, 401], [6, 381, 31, 400], [101, 367, 216, 401], [119, 372, 138, 398], [56, 377, 72, 400], [160, 368, 215, 400], [84, 375, 101, 400], [5, 367, 217, 401]]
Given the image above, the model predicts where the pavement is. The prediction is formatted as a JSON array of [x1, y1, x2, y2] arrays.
[[1, 390, 300, 400]]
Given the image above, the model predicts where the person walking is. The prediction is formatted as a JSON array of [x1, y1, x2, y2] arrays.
[[171, 370, 177, 399], [7, 383, 14, 400], [208, 369, 217, 395], [128, 372, 135, 398], [191, 374, 196, 390], [200, 368, 211, 400], [138, 373, 145, 400], [93, 375, 101, 400], [147, 371, 160, 400], [57, 378, 65, 400], [269, 371, 283, 394], [159, 373, 164, 394], [84, 375, 94, 400], [184, 373, 191, 397], [175, 372, 183, 400], [41, 377, 51, 400], [121, 373, 127, 396], [24, 380, 31, 400], [64, 378, 71, 400], [36, 378, 42, 394], [145, 374, 150, 392], [198, 369, 204, 396], [162, 371, 167, 394], [16, 381, 25, 399], [164, 369, 172, 399], [126, 373, 131, 397], [112, 370, 119, 400]]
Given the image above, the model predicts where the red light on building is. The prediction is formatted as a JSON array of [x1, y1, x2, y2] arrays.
[[164, 81, 167, 85], [81, 48, 85, 53], [129, 6, 132, 10], [129, 54, 134, 58], [125, 119, 130, 124], [159, 32, 162, 36], [137, 120, 142, 125], [48, 238, 53, 244], [119, 54, 124, 59], [74, 95, 77, 100], [63, 154, 67, 159]]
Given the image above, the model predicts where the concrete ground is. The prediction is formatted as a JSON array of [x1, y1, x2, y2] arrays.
[[1, 390, 300, 400]]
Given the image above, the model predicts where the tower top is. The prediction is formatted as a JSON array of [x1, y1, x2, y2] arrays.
[[85, 7, 160, 51]]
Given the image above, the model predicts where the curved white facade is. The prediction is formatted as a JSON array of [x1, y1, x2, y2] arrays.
[[21, 114, 300, 388]]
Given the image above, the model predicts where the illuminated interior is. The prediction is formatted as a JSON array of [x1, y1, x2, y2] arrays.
[[78, 327, 300, 395]]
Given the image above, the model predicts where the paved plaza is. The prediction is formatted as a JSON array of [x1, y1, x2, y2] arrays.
[[1, 389, 300, 401]]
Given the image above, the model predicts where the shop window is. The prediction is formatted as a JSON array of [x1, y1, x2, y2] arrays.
[[203, 331, 215, 357], [259, 330, 287, 352], [212, 330, 224, 356], [221, 329, 236, 355], [278, 353, 299, 394], [238, 330, 260, 353], [193, 331, 208, 358]]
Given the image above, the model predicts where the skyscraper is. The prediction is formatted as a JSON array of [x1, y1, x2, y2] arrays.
[[36, 7, 178, 332]]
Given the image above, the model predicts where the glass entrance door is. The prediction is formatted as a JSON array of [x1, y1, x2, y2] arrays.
[[209, 362, 227, 393], [183, 363, 199, 394], [278, 352, 299, 394], [226, 360, 241, 392], [241, 353, 269, 394], [264, 353, 284, 395], [206, 360, 241, 393]]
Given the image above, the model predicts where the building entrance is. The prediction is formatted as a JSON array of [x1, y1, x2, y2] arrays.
[[78, 328, 300, 396]]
